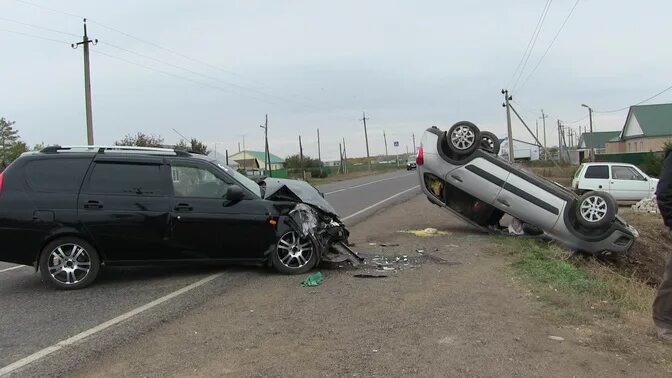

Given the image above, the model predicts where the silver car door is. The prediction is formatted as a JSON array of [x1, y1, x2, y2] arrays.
[[445, 157, 510, 204], [496, 173, 564, 230]]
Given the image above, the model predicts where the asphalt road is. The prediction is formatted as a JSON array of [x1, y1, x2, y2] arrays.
[[0, 169, 420, 376]]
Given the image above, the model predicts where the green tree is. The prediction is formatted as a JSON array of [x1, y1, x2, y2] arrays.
[[173, 138, 209, 155], [115, 132, 164, 147], [0, 118, 28, 170], [642, 151, 663, 177], [285, 154, 321, 169]]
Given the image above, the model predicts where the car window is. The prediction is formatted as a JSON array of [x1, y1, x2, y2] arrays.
[[612, 166, 644, 181], [584, 165, 609, 179], [172, 165, 230, 198], [85, 162, 167, 195], [215, 161, 262, 198], [25, 158, 90, 193]]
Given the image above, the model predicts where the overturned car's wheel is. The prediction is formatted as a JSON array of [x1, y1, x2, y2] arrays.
[[446, 121, 481, 157], [480, 131, 500, 155], [39, 237, 100, 290], [272, 231, 318, 274], [575, 191, 617, 229]]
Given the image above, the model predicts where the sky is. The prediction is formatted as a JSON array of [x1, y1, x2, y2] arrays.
[[2, 0, 672, 161]]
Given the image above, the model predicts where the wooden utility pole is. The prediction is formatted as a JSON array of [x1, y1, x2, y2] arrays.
[[502, 89, 514, 162], [540, 109, 548, 160], [261, 114, 271, 177], [361, 112, 371, 170], [72, 19, 97, 145], [383, 130, 388, 158], [557, 120, 563, 162], [342, 137, 348, 174], [412, 133, 416, 154], [299, 135, 305, 180], [338, 143, 343, 175], [317, 128, 321, 162]]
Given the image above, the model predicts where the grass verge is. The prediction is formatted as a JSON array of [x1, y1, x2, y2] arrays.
[[496, 237, 670, 367]]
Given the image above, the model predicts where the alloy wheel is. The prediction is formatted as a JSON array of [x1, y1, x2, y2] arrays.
[[277, 231, 314, 269], [47, 243, 92, 285], [580, 195, 608, 223], [450, 125, 476, 150]]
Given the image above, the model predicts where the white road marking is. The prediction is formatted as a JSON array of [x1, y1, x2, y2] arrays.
[[0, 273, 223, 376], [0, 265, 25, 273], [341, 185, 420, 221], [323, 172, 416, 195], [0, 179, 419, 375]]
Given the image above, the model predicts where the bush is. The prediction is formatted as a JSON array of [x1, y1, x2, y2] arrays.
[[310, 168, 329, 178], [641, 152, 663, 177]]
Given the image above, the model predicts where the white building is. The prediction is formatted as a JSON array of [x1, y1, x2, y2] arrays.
[[498, 138, 540, 161]]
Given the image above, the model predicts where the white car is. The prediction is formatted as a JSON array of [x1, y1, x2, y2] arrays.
[[572, 163, 659, 202]]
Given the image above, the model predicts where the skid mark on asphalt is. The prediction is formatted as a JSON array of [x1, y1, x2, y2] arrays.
[[0, 273, 223, 376], [323, 172, 416, 195]]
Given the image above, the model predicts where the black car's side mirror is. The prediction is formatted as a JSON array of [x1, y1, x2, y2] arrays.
[[225, 185, 246, 202]]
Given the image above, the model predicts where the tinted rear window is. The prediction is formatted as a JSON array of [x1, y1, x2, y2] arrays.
[[584, 166, 609, 179], [25, 158, 91, 193], [85, 163, 167, 195]]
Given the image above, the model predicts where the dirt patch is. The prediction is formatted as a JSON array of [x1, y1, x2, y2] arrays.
[[612, 208, 672, 286], [71, 196, 671, 377]]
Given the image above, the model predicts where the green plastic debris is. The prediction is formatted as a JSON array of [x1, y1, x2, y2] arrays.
[[301, 272, 323, 287]]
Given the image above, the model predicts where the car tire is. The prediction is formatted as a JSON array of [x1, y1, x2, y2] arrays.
[[575, 191, 617, 229], [446, 121, 481, 157], [39, 237, 101, 290], [480, 131, 501, 155], [271, 231, 318, 274]]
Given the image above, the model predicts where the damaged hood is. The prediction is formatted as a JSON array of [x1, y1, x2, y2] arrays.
[[262, 178, 338, 216]]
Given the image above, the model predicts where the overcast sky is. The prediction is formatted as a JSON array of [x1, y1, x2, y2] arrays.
[[2, 0, 671, 160]]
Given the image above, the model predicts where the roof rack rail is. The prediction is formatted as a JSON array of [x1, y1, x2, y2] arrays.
[[40, 145, 191, 157]]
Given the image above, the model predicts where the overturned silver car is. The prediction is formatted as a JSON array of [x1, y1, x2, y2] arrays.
[[416, 121, 638, 258]]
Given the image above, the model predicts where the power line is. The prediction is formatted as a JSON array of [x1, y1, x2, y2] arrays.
[[0, 27, 69, 44], [510, 0, 553, 91], [0, 16, 79, 37], [10, 0, 82, 18], [10, 0, 345, 113], [506, 0, 551, 88], [516, 0, 581, 93], [594, 83, 672, 113]]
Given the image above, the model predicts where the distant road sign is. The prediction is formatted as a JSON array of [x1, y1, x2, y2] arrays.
[[393, 141, 399, 147]]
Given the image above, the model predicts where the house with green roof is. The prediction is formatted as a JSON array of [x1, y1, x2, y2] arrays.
[[604, 103, 672, 153], [229, 150, 285, 171], [577, 131, 621, 155]]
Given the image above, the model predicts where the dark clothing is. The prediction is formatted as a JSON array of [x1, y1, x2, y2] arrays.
[[653, 151, 672, 329], [653, 256, 672, 329], [656, 152, 672, 228]]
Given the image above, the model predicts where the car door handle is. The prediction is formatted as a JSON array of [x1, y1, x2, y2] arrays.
[[450, 174, 463, 183], [83, 200, 103, 209], [174, 203, 193, 212], [497, 198, 510, 207]]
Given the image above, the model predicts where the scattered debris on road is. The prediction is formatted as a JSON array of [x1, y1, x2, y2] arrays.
[[399, 228, 449, 237], [301, 272, 324, 287], [548, 336, 565, 341]]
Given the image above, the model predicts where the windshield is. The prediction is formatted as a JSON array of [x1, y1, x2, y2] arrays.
[[215, 161, 262, 197]]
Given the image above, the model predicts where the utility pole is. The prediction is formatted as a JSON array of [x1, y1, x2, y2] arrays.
[[259, 114, 271, 177], [317, 128, 321, 162], [361, 112, 371, 171], [535, 119, 539, 144], [299, 135, 305, 180], [501, 89, 514, 162], [540, 109, 548, 160], [557, 120, 563, 163], [581, 104, 595, 161], [342, 137, 348, 174], [412, 133, 416, 154], [338, 143, 343, 175], [238, 142, 240, 152], [242, 135, 246, 172], [383, 130, 389, 158], [225, 149, 229, 165], [72, 19, 98, 145]]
